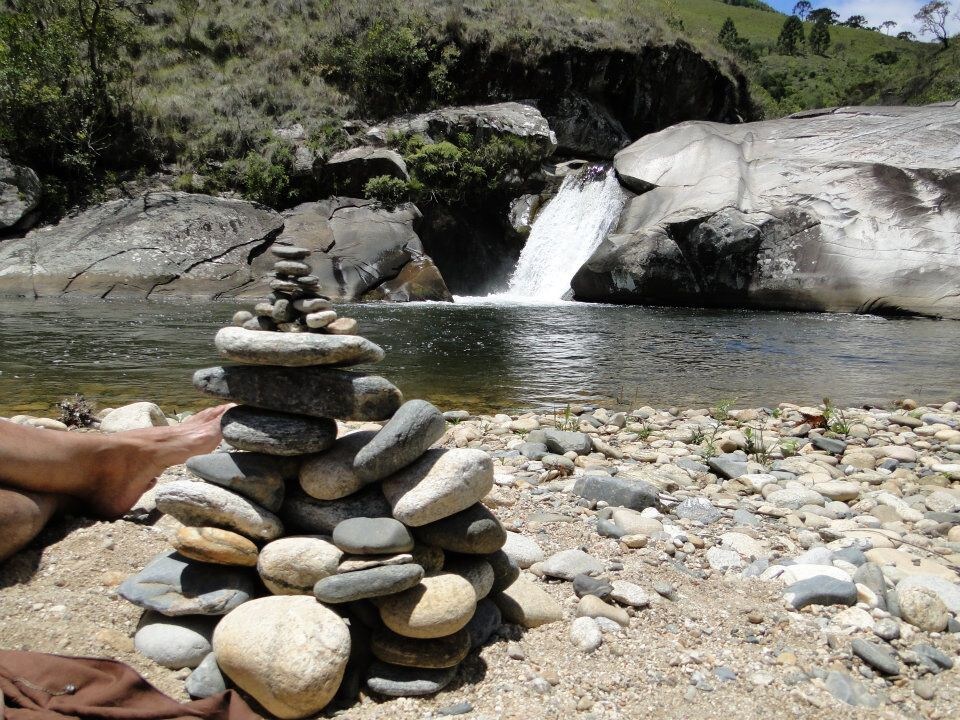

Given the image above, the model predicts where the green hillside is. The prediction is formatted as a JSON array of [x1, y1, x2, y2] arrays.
[[2, 0, 958, 214]]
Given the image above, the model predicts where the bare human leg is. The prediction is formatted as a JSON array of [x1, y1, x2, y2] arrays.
[[0, 404, 232, 562]]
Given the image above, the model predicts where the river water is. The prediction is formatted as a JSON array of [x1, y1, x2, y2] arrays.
[[0, 299, 958, 416]]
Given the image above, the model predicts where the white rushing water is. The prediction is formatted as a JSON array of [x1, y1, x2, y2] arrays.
[[501, 166, 628, 302]]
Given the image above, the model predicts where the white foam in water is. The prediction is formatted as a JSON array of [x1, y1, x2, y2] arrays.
[[483, 166, 628, 303]]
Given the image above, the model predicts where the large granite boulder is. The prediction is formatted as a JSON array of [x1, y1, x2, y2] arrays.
[[324, 147, 409, 197], [366, 102, 557, 158], [572, 104, 960, 319], [249, 198, 451, 302], [0, 192, 283, 299], [0, 152, 41, 233]]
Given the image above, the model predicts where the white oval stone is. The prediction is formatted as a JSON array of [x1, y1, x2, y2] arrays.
[[156, 480, 283, 541], [257, 536, 342, 594]]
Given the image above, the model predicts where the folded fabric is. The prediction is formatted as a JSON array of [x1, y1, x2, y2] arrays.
[[0, 651, 261, 720]]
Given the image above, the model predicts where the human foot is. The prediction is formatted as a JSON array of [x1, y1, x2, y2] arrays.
[[84, 404, 233, 518]]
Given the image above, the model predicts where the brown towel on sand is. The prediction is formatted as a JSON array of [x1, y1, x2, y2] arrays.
[[0, 651, 262, 720]]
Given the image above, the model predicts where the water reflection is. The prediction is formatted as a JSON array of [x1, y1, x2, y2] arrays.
[[0, 299, 957, 416]]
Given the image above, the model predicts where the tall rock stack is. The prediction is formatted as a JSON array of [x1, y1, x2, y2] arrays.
[[118, 246, 518, 718]]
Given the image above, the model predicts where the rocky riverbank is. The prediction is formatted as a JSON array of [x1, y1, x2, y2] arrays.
[[1, 397, 959, 719]]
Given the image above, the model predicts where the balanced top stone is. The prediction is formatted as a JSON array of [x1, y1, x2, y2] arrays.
[[194, 365, 402, 421], [215, 327, 384, 367], [270, 245, 312, 260], [273, 260, 311, 277]]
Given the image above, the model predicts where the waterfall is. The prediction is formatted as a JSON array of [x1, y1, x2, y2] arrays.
[[505, 166, 628, 301]]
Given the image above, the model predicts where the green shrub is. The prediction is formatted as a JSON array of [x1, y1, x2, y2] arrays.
[[364, 175, 410, 209], [238, 145, 295, 207]]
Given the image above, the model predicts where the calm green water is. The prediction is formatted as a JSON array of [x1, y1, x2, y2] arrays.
[[0, 299, 958, 416]]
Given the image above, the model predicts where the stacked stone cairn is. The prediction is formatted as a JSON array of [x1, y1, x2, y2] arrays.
[[117, 246, 520, 718]]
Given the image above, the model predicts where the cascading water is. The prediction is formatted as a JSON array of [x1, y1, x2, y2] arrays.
[[504, 165, 628, 301]]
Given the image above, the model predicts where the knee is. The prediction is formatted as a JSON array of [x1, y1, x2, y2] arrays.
[[0, 488, 54, 563]]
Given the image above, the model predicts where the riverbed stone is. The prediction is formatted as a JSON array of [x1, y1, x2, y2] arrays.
[[134, 612, 216, 669], [281, 486, 392, 534], [569, 616, 603, 653], [466, 599, 502, 648], [540, 549, 604, 581], [377, 573, 477, 639], [257, 536, 342, 595], [824, 671, 881, 708], [783, 576, 858, 610], [172, 527, 259, 567], [332, 517, 414, 555], [493, 575, 563, 628], [502, 531, 545, 568], [337, 553, 413, 572], [220, 406, 337, 456], [445, 556, 495, 600], [541, 429, 593, 455], [365, 661, 456, 698], [305, 310, 337, 329], [185, 653, 227, 699], [371, 627, 470, 669], [155, 480, 283, 541], [572, 474, 660, 511], [674, 497, 721, 524], [100, 402, 167, 432], [214, 326, 384, 367], [382, 448, 494, 527], [896, 575, 960, 614], [707, 454, 749, 480], [609, 580, 650, 608], [412, 503, 505, 555], [212, 595, 350, 719], [299, 431, 379, 500], [353, 400, 447, 482], [485, 549, 520, 593], [898, 585, 949, 632], [194, 365, 403, 421], [576, 595, 630, 626], [119, 550, 256, 616], [185, 452, 292, 511], [851, 639, 900, 676], [314, 564, 425, 603]]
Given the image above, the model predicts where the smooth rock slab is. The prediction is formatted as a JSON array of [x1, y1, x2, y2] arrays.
[[195, 366, 402, 421], [281, 486, 392, 534], [371, 627, 470, 669], [155, 480, 283, 541], [119, 551, 256, 616], [365, 661, 456, 698], [493, 575, 563, 628], [214, 326, 384, 367], [412, 503, 506, 554], [134, 612, 216, 669], [213, 596, 350, 719], [172, 527, 259, 567], [382, 449, 494, 527], [783, 576, 858, 610], [300, 431, 378, 500], [333, 517, 414, 555], [539, 549, 604, 581], [220, 407, 336, 456], [353, 400, 447, 482], [377, 573, 476, 639], [185, 452, 294, 511], [257, 536, 342, 595], [314, 564, 424, 603], [571, 474, 659, 511]]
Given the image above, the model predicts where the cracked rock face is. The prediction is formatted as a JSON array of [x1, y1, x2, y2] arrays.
[[248, 198, 452, 303], [0, 192, 283, 299], [572, 103, 960, 319], [0, 152, 41, 232]]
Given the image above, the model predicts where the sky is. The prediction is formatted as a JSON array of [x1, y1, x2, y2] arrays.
[[767, 0, 958, 37]]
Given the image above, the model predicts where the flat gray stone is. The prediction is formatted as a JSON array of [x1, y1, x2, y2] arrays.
[[540, 549, 604, 581], [119, 550, 256, 616], [824, 670, 881, 708], [365, 661, 457, 697], [185, 653, 227, 699], [573, 575, 613, 600], [852, 639, 900, 676], [784, 576, 857, 610], [214, 326, 384, 367], [412, 503, 506, 555], [314, 563, 425, 603], [674, 497, 721, 524], [501, 531, 545, 569], [281, 486, 392, 534], [707, 454, 748, 480], [518, 442, 548, 460], [194, 366, 403, 421], [542, 429, 592, 455], [185, 452, 294, 512], [221, 406, 337, 456], [571, 473, 659, 511], [353, 400, 447, 482], [485, 549, 520, 593], [134, 612, 216, 669], [812, 435, 848, 454], [333, 517, 414, 555], [155, 480, 283, 541]]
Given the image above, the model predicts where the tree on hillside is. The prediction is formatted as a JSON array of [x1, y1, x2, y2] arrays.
[[792, 1, 812, 20], [915, 1, 951, 47], [842, 15, 868, 29], [777, 15, 805, 55], [897, 30, 918, 41], [718, 17, 739, 49], [808, 8, 839, 25], [809, 20, 831, 55], [880, 21, 898, 35]]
